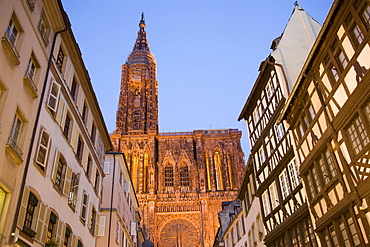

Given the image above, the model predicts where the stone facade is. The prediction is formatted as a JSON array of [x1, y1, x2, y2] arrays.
[[111, 14, 245, 247]]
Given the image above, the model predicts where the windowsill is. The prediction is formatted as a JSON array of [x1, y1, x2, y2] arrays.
[[1, 36, 20, 65], [5, 141, 23, 164], [23, 75, 38, 98]]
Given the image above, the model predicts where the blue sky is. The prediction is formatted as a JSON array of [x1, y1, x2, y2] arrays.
[[61, 0, 333, 153]]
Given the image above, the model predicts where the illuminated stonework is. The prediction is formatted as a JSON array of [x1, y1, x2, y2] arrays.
[[112, 14, 245, 246]]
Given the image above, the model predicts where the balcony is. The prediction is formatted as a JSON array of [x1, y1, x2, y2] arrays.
[[23, 72, 38, 98], [6, 136, 23, 164], [1, 33, 20, 65]]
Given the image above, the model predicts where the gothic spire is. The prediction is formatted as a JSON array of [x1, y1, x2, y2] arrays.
[[133, 12, 150, 52]]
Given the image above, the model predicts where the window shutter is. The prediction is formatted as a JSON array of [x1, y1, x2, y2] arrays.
[[35, 202, 47, 242], [131, 222, 136, 236], [104, 162, 110, 175], [63, 166, 72, 196], [95, 214, 100, 237], [98, 215, 106, 236], [55, 219, 63, 245], [41, 207, 51, 242], [47, 81, 61, 112], [124, 181, 130, 195], [51, 149, 59, 183], [17, 187, 30, 228], [71, 234, 77, 247]]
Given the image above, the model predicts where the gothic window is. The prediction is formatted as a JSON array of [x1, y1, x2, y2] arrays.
[[132, 154, 139, 190], [214, 151, 224, 190], [164, 166, 174, 187], [180, 165, 189, 187]]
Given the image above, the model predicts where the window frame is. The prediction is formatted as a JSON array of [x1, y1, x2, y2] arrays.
[[35, 129, 51, 170]]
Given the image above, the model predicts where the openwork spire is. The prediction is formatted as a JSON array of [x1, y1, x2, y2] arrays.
[[133, 13, 150, 51]]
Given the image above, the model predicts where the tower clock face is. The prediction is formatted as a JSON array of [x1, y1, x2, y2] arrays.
[[159, 219, 200, 247]]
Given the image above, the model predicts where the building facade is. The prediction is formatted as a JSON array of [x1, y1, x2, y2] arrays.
[[238, 4, 321, 247], [111, 15, 246, 247], [281, 0, 370, 245], [98, 152, 142, 247], [214, 157, 265, 247], [0, 0, 112, 246]]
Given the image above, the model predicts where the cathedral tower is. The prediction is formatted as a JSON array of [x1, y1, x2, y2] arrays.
[[116, 13, 158, 135], [111, 14, 245, 247]]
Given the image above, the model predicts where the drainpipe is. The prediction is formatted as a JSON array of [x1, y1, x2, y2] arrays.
[[10, 25, 69, 244], [106, 151, 117, 247]]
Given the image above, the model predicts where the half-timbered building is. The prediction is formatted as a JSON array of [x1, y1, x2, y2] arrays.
[[280, 0, 370, 245], [239, 4, 321, 246]]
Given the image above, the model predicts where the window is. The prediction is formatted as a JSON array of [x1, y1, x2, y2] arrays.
[[5, 19, 19, 46], [47, 81, 61, 113], [77, 240, 83, 247], [331, 38, 349, 72], [180, 166, 190, 186], [70, 78, 78, 100], [7, 113, 23, 159], [274, 123, 284, 141], [81, 102, 88, 124], [76, 136, 84, 162], [25, 56, 37, 82], [56, 46, 65, 71], [38, 12, 50, 46], [360, 3, 370, 28], [258, 146, 266, 165], [347, 115, 369, 155], [2, 15, 22, 65], [321, 211, 363, 247], [94, 172, 100, 192], [287, 159, 300, 189], [164, 166, 174, 187], [86, 156, 92, 180], [269, 182, 279, 209], [80, 192, 88, 223], [63, 227, 71, 247], [46, 212, 57, 242], [279, 169, 290, 199], [24, 192, 38, 231], [89, 206, 97, 234], [90, 122, 96, 145], [68, 173, 79, 208], [35, 129, 51, 170], [63, 114, 72, 139], [0, 187, 7, 220], [23, 55, 39, 98], [261, 190, 271, 216], [55, 157, 66, 190], [323, 54, 340, 85]]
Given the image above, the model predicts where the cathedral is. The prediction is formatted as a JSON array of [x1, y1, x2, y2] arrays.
[[110, 14, 245, 246]]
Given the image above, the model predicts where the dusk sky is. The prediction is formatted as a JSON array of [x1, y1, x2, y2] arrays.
[[61, 0, 333, 153]]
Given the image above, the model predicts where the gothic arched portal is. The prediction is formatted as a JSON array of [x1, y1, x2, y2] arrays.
[[159, 219, 200, 247]]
